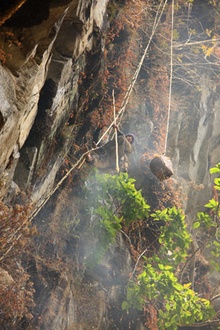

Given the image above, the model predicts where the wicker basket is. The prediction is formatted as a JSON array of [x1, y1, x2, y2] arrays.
[[150, 155, 173, 181]]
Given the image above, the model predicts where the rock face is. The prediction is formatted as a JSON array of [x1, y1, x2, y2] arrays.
[[169, 71, 220, 215], [0, 0, 108, 203], [0, 1, 114, 329]]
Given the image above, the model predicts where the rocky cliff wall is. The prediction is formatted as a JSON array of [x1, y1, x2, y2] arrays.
[[169, 70, 220, 216], [0, 0, 220, 329], [0, 0, 108, 204], [0, 1, 114, 329]]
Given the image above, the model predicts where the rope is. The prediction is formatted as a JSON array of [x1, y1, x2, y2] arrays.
[[28, 1, 169, 223], [164, 0, 174, 154], [113, 90, 119, 173], [28, 146, 100, 222]]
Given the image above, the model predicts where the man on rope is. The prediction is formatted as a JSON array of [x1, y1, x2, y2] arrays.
[[85, 125, 134, 172]]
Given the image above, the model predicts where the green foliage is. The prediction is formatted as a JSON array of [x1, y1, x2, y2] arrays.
[[123, 263, 214, 329], [85, 164, 220, 328], [123, 164, 220, 329], [193, 163, 220, 271], [85, 171, 150, 265], [123, 264, 214, 330], [91, 172, 150, 225], [210, 164, 220, 195], [152, 207, 192, 265], [122, 206, 214, 329], [193, 212, 213, 229], [202, 163, 220, 271]]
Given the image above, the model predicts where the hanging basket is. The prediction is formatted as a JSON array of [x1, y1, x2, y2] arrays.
[[150, 155, 174, 181]]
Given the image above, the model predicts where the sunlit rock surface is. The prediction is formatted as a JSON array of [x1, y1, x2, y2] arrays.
[[169, 72, 220, 214]]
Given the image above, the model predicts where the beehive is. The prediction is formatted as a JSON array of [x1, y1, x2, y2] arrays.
[[150, 155, 173, 181]]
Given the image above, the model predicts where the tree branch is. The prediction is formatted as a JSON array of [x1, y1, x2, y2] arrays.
[[0, 0, 27, 27]]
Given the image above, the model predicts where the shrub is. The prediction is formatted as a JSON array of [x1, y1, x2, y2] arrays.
[[84, 164, 220, 328]]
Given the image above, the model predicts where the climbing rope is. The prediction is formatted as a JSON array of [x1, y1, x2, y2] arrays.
[[112, 90, 120, 173], [164, 0, 174, 154], [28, 0, 169, 223], [28, 147, 95, 222]]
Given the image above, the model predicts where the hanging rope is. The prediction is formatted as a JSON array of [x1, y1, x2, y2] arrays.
[[113, 90, 120, 173], [164, 0, 174, 154], [26, 0, 169, 224]]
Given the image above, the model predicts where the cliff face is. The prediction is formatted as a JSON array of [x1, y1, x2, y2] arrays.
[[0, 0, 108, 203], [1, 0, 220, 329], [0, 1, 114, 329], [169, 71, 220, 215]]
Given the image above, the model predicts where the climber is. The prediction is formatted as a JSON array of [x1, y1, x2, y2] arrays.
[[85, 125, 134, 172]]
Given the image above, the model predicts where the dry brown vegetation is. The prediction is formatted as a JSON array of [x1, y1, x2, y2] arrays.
[[0, 201, 35, 326], [77, 0, 149, 134], [0, 202, 34, 261], [0, 266, 35, 328]]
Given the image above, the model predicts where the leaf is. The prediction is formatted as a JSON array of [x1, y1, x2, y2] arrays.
[[210, 166, 220, 174], [173, 282, 183, 291], [193, 221, 200, 229], [183, 283, 191, 289], [122, 301, 129, 310], [205, 199, 218, 209], [166, 302, 171, 311]]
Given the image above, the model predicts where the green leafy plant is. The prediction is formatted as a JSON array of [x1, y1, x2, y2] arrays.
[[85, 164, 220, 328], [122, 206, 215, 329], [152, 207, 192, 265], [123, 264, 214, 329], [193, 163, 220, 272], [122, 164, 220, 329], [84, 171, 150, 265]]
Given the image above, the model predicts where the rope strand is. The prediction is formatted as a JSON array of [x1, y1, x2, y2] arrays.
[[113, 90, 119, 173], [164, 0, 174, 154]]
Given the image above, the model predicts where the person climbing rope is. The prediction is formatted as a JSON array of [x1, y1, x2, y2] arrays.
[[85, 125, 135, 172]]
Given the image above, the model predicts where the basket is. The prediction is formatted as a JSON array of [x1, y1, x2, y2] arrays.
[[150, 155, 173, 181]]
